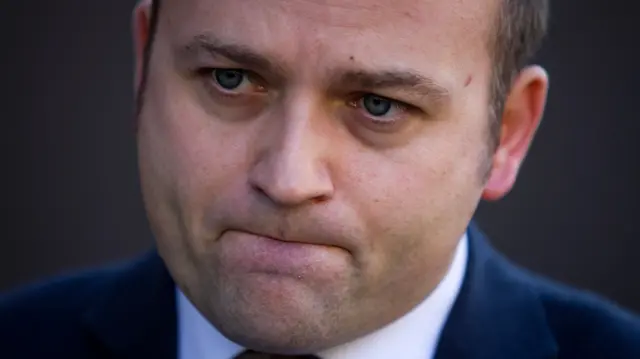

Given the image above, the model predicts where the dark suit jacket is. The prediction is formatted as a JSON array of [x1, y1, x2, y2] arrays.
[[1, 222, 639, 359]]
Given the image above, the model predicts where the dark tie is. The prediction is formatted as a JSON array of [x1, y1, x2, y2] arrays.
[[233, 349, 320, 359]]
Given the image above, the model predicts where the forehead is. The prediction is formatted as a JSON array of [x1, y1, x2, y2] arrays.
[[158, 0, 498, 84]]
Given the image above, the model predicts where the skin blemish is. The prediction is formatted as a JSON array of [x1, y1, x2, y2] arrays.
[[464, 75, 473, 87], [349, 56, 354, 61]]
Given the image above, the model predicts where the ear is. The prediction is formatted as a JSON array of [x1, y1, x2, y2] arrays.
[[482, 65, 549, 201], [132, 0, 154, 93]]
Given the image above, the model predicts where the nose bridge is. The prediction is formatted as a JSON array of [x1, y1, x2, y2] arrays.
[[249, 94, 334, 206]]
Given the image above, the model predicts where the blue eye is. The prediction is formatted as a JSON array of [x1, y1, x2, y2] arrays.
[[213, 69, 247, 90], [362, 94, 392, 116]]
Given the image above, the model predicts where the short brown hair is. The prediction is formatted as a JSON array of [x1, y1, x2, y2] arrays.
[[487, 0, 549, 150], [140, 0, 549, 149]]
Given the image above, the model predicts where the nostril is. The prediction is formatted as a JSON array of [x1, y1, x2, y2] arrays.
[[310, 195, 330, 205]]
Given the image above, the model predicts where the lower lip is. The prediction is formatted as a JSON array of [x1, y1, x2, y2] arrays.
[[220, 231, 341, 277]]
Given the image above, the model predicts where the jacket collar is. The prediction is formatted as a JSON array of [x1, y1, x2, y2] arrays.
[[434, 221, 558, 359], [83, 250, 177, 359]]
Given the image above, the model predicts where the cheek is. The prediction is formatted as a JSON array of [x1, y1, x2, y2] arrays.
[[353, 138, 480, 223], [137, 80, 253, 248], [342, 126, 484, 279]]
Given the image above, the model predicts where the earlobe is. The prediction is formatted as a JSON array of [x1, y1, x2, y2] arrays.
[[481, 65, 549, 201], [482, 149, 519, 201], [132, 0, 153, 92]]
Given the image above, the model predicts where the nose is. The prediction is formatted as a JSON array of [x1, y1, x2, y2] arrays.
[[249, 103, 334, 207]]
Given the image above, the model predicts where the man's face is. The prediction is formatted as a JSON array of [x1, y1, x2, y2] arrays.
[[137, 0, 498, 353]]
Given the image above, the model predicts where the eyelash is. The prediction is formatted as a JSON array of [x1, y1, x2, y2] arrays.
[[352, 96, 409, 118], [346, 95, 416, 133], [196, 68, 265, 97]]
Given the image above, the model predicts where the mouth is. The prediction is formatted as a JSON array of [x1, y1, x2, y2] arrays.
[[242, 230, 343, 250], [218, 230, 349, 278]]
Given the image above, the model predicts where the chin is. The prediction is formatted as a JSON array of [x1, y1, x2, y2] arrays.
[[204, 275, 338, 353]]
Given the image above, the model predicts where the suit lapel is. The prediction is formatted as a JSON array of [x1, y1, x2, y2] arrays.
[[434, 222, 558, 359], [83, 250, 178, 359]]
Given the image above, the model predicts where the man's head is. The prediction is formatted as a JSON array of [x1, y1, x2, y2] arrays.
[[132, 0, 548, 353]]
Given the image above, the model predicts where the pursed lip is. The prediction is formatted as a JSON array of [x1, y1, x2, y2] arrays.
[[224, 226, 347, 252], [219, 229, 348, 278]]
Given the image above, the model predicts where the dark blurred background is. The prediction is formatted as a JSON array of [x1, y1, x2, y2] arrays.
[[1, 1, 639, 312]]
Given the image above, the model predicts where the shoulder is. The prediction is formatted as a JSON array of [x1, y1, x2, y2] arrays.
[[0, 254, 152, 356], [519, 269, 640, 357], [468, 223, 640, 357], [1, 265, 115, 314]]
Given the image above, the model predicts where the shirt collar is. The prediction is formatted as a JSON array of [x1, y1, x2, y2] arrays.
[[177, 234, 468, 359]]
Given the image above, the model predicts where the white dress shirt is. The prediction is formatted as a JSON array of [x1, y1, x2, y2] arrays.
[[177, 233, 468, 359]]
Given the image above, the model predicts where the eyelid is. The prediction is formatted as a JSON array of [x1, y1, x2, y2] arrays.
[[197, 67, 267, 94], [352, 92, 418, 112], [345, 94, 412, 133], [196, 67, 250, 81], [349, 94, 413, 116]]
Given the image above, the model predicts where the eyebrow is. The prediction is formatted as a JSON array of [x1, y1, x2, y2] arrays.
[[177, 34, 450, 103], [335, 70, 451, 102], [177, 34, 287, 78]]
